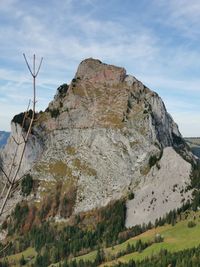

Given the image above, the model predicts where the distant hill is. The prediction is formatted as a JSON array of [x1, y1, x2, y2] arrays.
[[0, 131, 10, 148], [185, 137, 200, 158]]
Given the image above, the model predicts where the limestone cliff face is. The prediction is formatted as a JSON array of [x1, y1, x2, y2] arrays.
[[0, 58, 194, 226], [0, 122, 43, 198]]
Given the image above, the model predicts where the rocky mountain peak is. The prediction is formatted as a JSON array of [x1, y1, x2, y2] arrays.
[[75, 58, 126, 85], [46, 58, 181, 146], [0, 59, 194, 226]]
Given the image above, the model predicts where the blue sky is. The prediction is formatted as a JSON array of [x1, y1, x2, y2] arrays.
[[0, 0, 200, 136]]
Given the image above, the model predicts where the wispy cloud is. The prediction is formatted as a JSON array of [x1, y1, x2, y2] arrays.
[[153, 0, 200, 38], [0, 0, 18, 12], [0, 0, 200, 135]]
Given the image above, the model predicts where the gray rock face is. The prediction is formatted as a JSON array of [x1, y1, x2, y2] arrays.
[[0, 58, 193, 226], [126, 147, 191, 227], [0, 122, 43, 192]]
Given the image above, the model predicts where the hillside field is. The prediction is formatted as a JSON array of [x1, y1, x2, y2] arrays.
[[3, 211, 200, 266]]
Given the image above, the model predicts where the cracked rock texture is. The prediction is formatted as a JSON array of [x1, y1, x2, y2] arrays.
[[0, 58, 193, 226], [126, 147, 191, 227]]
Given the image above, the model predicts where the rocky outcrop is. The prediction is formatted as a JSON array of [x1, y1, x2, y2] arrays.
[[0, 58, 194, 227], [0, 122, 43, 189]]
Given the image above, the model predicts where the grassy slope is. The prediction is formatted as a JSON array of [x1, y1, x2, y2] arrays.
[[3, 212, 200, 267], [76, 211, 200, 266], [4, 247, 36, 267]]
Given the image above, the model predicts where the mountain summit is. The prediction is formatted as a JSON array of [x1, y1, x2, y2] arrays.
[[0, 58, 194, 226]]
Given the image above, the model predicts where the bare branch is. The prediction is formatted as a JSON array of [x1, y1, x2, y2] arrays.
[[23, 53, 34, 77], [0, 183, 8, 199], [0, 54, 43, 217], [0, 166, 11, 185], [6, 98, 31, 184], [12, 136, 19, 145], [0, 242, 11, 254], [35, 57, 43, 77], [33, 54, 35, 76]]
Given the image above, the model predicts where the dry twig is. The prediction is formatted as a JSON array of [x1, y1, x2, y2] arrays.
[[0, 54, 43, 218]]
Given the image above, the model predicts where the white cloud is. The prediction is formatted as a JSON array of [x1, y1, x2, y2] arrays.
[[0, 1, 200, 136], [154, 0, 200, 38], [138, 74, 200, 94]]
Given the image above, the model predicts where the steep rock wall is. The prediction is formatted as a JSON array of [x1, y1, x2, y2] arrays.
[[0, 58, 193, 226]]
